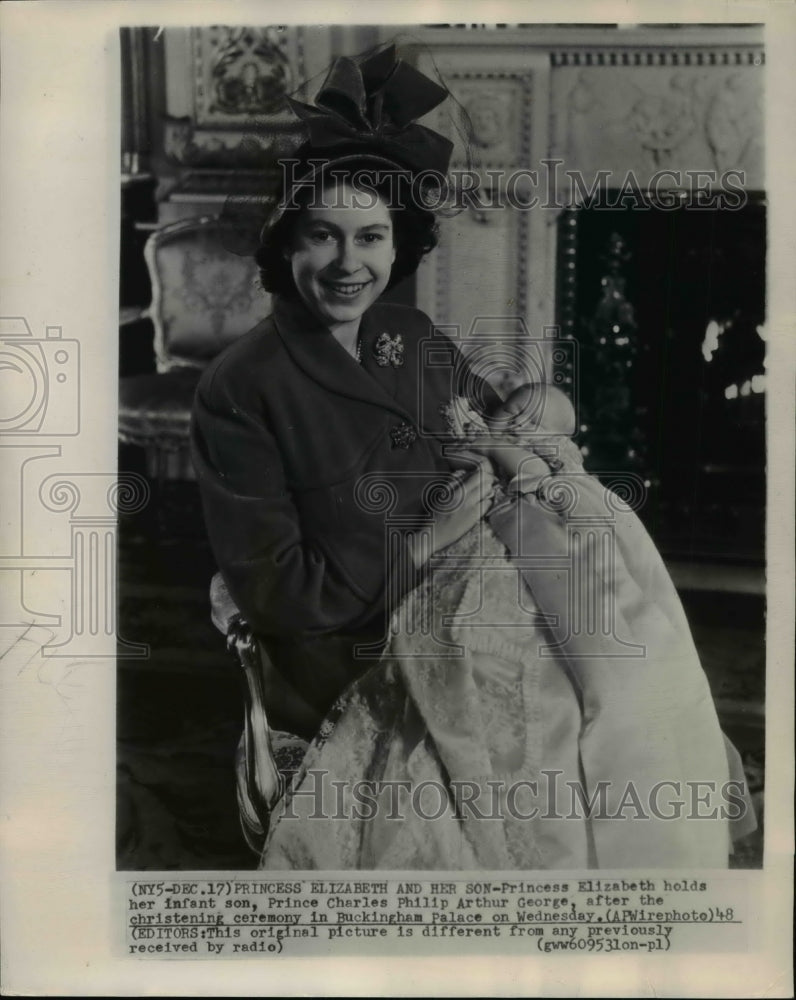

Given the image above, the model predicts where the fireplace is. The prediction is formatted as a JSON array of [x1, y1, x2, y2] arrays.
[[557, 197, 766, 567]]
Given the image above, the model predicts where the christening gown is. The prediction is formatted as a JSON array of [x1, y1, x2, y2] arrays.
[[257, 418, 754, 870]]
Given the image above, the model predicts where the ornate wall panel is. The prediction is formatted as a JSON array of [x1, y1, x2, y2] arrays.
[[413, 47, 553, 380], [161, 26, 334, 168], [191, 26, 297, 123], [550, 50, 764, 189]]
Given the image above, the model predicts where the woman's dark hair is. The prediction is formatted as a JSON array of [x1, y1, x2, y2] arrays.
[[255, 158, 439, 298]]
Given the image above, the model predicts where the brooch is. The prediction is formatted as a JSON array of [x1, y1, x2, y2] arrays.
[[390, 422, 417, 449], [374, 332, 404, 368], [438, 401, 457, 435]]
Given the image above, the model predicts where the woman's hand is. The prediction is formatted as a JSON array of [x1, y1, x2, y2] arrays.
[[459, 431, 547, 484], [465, 436, 529, 482], [408, 454, 496, 568]]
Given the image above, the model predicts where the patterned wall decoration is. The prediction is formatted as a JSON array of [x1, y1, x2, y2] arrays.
[[458, 84, 524, 163], [414, 48, 553, 380], [192, 26, 298, 124], [160, 26, 314, 170], [550, 50, 764, 189]]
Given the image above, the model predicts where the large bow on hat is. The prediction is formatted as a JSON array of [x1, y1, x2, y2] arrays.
[[285, 45, 454, 176]]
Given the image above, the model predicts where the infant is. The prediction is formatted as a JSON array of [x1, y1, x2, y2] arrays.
[[452, 381, 582, 489]]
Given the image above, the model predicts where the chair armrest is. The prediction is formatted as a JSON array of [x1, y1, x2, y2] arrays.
[[210, 571, 242, 634], [226, 615, 285, 846], [210, 572, 283, 850]]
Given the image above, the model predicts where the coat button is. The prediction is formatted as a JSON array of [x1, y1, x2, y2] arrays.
[[390, 421, 417, 449]]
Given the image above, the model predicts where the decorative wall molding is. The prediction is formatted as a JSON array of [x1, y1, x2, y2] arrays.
[[191, 26, 297, 124], [549, 48, 764, 68], [550, 63, 764, 186], [414, 47, 552, 373], [160, 26, 338, 175], [163, 117, 264, 167], [442, 71, 533, 169]]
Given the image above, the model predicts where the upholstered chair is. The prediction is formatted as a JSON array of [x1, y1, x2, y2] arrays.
[[119, 216, 268, 481]]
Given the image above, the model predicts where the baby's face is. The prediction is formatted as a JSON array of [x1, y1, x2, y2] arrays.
[[493, 384, 576, 435]]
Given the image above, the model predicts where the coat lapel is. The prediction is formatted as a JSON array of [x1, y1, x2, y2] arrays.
[[273, 296, 406, 417]]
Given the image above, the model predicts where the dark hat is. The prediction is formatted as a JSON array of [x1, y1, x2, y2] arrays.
[[221, 44, 462, 255], [285, 44, 454, 178], [260, 45, 456, 237]]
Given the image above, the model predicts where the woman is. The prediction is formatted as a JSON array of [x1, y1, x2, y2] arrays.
[[192, 46, 498, 748]]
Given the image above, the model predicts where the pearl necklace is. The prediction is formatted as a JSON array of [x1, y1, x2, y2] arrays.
[[355, 336, 362, 363]]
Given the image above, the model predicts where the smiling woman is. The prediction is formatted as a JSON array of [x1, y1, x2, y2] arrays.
[[254, 165, 440, 354], [191, 45, 499, 763], [281, 182, 397, 354]]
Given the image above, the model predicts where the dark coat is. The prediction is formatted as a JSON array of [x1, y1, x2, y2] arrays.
[[191, 295, 498, 734]]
